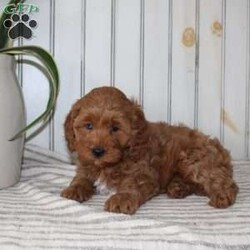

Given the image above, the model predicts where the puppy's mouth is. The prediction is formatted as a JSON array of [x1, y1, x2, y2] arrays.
[[93, 157, 122, 168], [93, 159, 109, 168]]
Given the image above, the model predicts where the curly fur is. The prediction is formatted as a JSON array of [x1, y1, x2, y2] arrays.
[[61, 86, 238, 214]]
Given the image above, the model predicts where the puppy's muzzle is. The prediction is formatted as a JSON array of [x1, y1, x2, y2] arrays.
[[92, 147, 105, 158]]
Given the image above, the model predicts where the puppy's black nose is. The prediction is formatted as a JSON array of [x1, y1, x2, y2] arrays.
[[92, 147, 105, 158]]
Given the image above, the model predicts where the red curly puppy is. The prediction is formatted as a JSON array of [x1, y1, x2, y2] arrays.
[[61, 86, 238, 214]]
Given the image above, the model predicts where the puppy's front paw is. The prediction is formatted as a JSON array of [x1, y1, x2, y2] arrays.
[[104, 193, 140, 215], [61, 184, 94, 203]]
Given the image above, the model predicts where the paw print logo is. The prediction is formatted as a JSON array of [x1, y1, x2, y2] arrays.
[[3, 13, 37, 39]]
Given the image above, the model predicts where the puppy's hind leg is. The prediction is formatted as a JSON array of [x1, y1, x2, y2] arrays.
[[179, 161, 238, 208], [206, 170, 238, 209], [166, 175, 194, 199]]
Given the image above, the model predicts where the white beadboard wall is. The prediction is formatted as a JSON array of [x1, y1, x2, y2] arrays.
[[4, 0, 250, 160]]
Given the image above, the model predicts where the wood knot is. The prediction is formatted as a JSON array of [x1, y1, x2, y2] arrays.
[[212, 21, 222, 37], [182, 27, 195, 47]]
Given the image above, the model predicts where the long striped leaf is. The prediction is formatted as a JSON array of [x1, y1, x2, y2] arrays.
[[0, 46, 59, 140]]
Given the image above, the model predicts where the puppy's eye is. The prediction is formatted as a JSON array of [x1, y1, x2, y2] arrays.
[[110, 125, 119, 133], [85, 123, 93, 130]]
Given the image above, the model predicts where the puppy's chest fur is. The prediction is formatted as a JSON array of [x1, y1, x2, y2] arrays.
[[94, 177, 116, 195], [93, 166, 125, 195]]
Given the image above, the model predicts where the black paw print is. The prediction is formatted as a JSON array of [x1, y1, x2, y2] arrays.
[[4, 13, 37, 39]]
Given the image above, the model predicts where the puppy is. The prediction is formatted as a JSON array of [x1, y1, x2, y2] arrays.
[[61, 86, 238, 214]]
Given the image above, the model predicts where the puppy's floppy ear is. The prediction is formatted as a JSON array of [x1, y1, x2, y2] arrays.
[[64, 100, 81, 152], [128, 99, 149, 160], [130, 98, 146, 128]]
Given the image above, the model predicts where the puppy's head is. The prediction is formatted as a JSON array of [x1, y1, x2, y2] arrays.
[[65, 86, 147, 167]]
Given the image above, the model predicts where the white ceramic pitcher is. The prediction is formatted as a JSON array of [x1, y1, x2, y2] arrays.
[[0, 54, 25, 189]]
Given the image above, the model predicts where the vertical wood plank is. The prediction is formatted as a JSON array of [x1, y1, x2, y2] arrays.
[[224, 0, 248, 159], [247, 0, 250, 159], [53, 0, 82, 155], [110, 0, 116, 87], [49, 0, 55, 151], [85, 0, 111, 92], [114, 0, 141, 99], [171, 0, 196, 127], [139, 0, 145, 106], [143, 0, 169, 122], [21, 0, 51, 149], [197, 0, 223, 139]]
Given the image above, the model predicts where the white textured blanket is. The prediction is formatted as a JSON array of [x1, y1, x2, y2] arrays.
[[0, 144, 250, 250]]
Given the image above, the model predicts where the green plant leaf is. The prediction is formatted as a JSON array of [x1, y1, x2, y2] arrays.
[[0, 46, 60, 140]]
